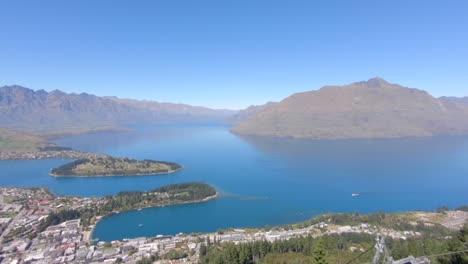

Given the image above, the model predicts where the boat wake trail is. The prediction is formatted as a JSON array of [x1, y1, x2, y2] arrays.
[[221, 193, 270, 201]]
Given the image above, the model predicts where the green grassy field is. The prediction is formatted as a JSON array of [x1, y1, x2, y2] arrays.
[[0, 128, 52, 152]]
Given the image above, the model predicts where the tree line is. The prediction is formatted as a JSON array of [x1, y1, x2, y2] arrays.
[[200, 224, 467, 264], [388, 224, 468, 264], [199, 233, 376, 264]]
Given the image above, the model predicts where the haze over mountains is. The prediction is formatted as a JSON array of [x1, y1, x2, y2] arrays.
[[223, 102, 276, 125], [0, 85, 235, 135], [439, 96, 468, 106], [2, 79, 468, 140], [232, 78, 468, 139]]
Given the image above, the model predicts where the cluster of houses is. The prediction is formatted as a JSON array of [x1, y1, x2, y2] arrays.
[[3, 219, 201, 264], [0, 187, 202, 263], [204, 221, 423, 246], [0, 150, 106, 161], [0, 187, 104, 247]]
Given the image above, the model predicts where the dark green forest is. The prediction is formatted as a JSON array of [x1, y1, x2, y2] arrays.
[[200, 225, 468, 264], [200, 233, 375, 264]]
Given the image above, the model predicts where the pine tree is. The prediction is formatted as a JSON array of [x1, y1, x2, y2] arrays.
[[313, 239, 328, 264], [200, 243, 207, 256]]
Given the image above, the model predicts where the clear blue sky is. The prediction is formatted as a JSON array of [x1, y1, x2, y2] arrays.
[[1, 0, 467, 109]]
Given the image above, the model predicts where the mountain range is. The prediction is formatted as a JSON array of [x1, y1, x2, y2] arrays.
[[231, 78, 468, 139], [2, 80, 468, 140], [0, 85, 235, 135]]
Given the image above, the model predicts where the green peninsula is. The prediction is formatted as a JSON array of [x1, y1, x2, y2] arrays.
[[50, 156, 182, 177], [37, 182, 218, 229], [98, 182, 218, 214]]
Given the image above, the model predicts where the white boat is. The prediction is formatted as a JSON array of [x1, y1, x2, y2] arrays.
[[352, 193, 360, 197]]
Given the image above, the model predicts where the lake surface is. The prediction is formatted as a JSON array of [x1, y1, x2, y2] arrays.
[[1, 124, 467, 241]]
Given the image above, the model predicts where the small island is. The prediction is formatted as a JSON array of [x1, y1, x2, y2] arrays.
[[50, 156, 182, 177]]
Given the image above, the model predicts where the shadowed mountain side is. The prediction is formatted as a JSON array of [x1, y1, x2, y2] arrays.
[[232, 78, 468, 139], [0, 85, 236, 135]]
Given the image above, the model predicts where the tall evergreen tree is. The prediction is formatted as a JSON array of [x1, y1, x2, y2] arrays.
[[313, 239, 328, 264], [200, 243, 207, 256]]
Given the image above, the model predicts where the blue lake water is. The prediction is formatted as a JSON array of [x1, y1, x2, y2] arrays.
[[0, 124, 467, 241]]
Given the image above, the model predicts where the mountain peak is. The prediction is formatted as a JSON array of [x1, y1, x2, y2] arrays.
[[1, 85, 33, 91], [49, 89, 66, 95], [363, 77, 390, 87]]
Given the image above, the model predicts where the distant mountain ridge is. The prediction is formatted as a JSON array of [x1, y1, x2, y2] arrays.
[[231, 78, 468, 139], [223, 102, 276, 125], [439, 96, 468, 106], [0, 85, 236, 134]]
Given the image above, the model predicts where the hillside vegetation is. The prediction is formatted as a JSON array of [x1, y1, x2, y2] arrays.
[[50, 156, 182, 177], [200, 209, 468, 264], [200, 225, 468, 264]]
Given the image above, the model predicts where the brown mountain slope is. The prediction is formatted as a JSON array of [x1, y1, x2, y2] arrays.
[[231, 78, 468, 139], [0, 85, 236, 134]]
